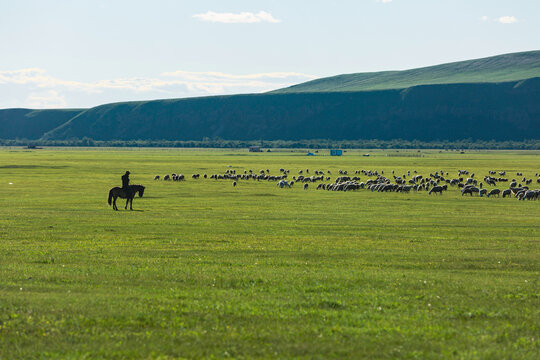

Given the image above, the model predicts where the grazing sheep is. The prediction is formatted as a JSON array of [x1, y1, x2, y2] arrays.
[[461, 186, 479, 196], [154, 175, 160, 180], [303, 183, 309, 190], [521, 190, 538, 200], [428, 185, 446, 195], [479, 188, 487, 197], [277, 180, 291, 188], [502, 189, 512, 198], [163, 174, 171, 181], [232, 181, 237, 187], [487, 189, 501, 197]]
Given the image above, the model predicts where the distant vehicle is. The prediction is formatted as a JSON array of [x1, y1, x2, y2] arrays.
[[330, 149, 342, 156]]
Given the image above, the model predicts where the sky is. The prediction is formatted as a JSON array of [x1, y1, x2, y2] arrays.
[[0, 0, 538, 109]]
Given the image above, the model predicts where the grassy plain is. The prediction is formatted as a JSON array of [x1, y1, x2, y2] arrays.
[[0, 148, 539, 359]]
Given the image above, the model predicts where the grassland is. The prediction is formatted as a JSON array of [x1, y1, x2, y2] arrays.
[[0, 148, 539, 359]]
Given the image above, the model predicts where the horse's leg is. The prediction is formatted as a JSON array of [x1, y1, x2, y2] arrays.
[[130, 197, 133, 210], [113, 197, 118, 211], [125, 198, 129, 210]]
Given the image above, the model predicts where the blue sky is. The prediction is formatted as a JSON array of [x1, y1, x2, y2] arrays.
[[1, 0, 538, 108]]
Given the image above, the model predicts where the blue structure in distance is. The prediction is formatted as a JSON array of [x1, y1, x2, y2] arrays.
[[330, 149, 343, 156]]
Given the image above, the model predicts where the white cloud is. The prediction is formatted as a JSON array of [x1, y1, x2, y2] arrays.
[[27, 90, 67, 109], [479, 15, 519, 24], [161, 70, 316, 81], [377, 0, 393, 3], [0, 68, 317, 108], [498, 16, 517, 24], [192, 11, 280, 24]]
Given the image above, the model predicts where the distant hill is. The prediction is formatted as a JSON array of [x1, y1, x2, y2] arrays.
[[271, 50, 540, 93], [1, 51, 539, 143], [42, 78, 540, 142], [0, 108, 83, 139]]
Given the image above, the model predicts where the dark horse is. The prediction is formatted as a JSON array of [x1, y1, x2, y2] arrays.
[[108, 184, 145, 210]]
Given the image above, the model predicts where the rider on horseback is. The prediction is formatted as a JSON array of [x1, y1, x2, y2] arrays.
[[122, 171, 132, 197]]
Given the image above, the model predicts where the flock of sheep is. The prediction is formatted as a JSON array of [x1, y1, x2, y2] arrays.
[[154, 168, 540, 201]]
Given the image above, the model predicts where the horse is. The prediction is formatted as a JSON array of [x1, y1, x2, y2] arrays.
[[108, 184, 145, 210]]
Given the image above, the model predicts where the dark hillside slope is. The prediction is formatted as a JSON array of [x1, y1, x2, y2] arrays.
[[0, 108, 84, 139], [272, 50, 540, 93], [43, 78, 540, 141]]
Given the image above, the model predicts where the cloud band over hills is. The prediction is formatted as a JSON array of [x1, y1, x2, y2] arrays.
[[0, 69, 316, 109]]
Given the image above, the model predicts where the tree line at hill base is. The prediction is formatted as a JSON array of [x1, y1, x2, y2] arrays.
[[2, 137, 540, 150]]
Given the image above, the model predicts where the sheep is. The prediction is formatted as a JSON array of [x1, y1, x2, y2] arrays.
[[277, 180, 291, 188], [461, 186, 479, 196], [232, 181, 237, 187], [487, 189, 501, 197], [303, 183, 309, 190], [163, 174, 171, 181], [154, 175, 160, 180], [398, 185, 413, 193], [520, 190, 538, 200], [428, 185, 446, 195], [502, 189, 512, 198], [479, 188, 487, 197]]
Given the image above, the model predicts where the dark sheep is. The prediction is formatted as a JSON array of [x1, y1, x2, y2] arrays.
[[487, 189, 501, 197], [428, 185, 446, 195], [461, 186, 479, 196]]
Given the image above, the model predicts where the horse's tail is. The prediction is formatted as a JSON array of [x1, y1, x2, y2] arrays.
[[108, 189, 113, 205]]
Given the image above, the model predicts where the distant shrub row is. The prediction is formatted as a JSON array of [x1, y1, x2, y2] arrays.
[[1, 137, 540, 150]]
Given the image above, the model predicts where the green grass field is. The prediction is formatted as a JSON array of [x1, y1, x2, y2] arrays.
[[0, 148, 539, 359]]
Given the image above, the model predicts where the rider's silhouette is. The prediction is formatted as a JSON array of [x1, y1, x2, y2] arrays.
[[122, 171, 132, 197]]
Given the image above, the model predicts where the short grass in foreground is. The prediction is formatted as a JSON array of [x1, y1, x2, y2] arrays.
[[0, 148, 539, 359]]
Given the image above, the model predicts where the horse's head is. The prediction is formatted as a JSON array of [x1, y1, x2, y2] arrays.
[[138, 186, 145, 197]]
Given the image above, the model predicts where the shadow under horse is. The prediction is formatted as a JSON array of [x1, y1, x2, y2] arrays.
[[108, 184, 145, 210]]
